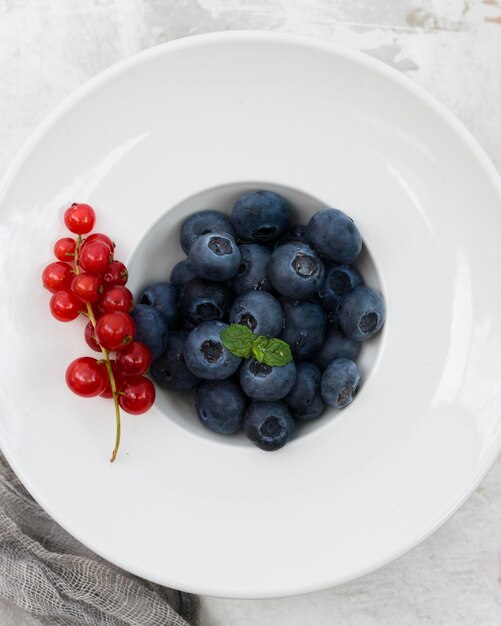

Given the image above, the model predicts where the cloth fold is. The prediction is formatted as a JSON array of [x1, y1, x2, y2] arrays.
[[0, 453, 197, 626]]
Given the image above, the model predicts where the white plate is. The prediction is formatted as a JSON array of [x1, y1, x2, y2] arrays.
[[1, 31, 501, 599]]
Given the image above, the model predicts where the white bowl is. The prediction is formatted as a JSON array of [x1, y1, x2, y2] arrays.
[[1, 31, 501, 599]]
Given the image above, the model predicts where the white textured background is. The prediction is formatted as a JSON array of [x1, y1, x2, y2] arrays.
[[1, 1, 501, 624]]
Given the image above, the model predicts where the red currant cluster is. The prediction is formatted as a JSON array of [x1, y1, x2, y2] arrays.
[[41, 202, 155, 462]]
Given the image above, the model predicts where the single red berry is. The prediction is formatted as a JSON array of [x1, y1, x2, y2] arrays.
[[102, 260, 128, 286], [71, 273, 103, 303], [42, 261, 73, 293], [100, 360, 124, 398], [84, 320, 101, 352], [84, 232, 115, 251], [79, 240, 113, 274], [98, 285, 133, 314], [118, 375, 156, 414], [116, 342, 152, 376], [95, 312, 135, 351], [64, 203, 96, 234], [53, 237, 76, 262], [66, 356, 108, 397], [49, 290, 82, 321]]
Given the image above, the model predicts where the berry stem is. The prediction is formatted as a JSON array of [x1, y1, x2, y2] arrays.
[[75, 236, 121, 462]]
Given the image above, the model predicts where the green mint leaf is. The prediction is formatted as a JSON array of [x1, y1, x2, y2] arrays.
[[251, 336, 293, 367], [251, 335, 269, 363], [220, 324, 255, 358], [261, 338, 293, 366]]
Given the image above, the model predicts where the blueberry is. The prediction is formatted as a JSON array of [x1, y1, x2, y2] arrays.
[[188, 231, 241, 281], [138, 282, 179, 328], [306, 208, 362, 264], [244, 401, 294, 451], [239, 358, 297, 401], [277, 296, 300, 314], [180, 210, 235, 254], [318, 264, 363, 314], [338, 286, 385, 341], [183, 321, 241, 380], [231, 190, 290, 242], [231, 244, 272, 295], [274, 224, 308, 248], [179, 278, 232, 325], [195, 380, 247, 434], [130, 304, 168, 360], [321, 358, 360, 408], [268, 242, 325, 300], [315, 324, 360, 371], [280, 301, 326, 360], [229, 291, 283, 338], [170, 259, 198, 288], [150, 330, 201, 391], [284, 362, 325, 421]]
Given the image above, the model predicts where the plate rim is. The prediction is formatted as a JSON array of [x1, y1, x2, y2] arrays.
[[2, 30, 501, 598]]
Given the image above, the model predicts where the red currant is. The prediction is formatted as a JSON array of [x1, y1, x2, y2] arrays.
[[53, 237, 76, 262], [79, 240, 113, 274], [66, 357, 107, 397], [49, 290, 82, 321], [98, 285, 133, 314], [102, 260, 128, 286], [42, 261, 73, 293], [100, 360, 124, 398], [116, 342, 152, 376], [84, 320, 101, 352], [95, 312, 135, 351], [71, 273, 103, 303], [118, 376, 156, 414], [84, 232, 115, 251], [64, 203, 96, 234]]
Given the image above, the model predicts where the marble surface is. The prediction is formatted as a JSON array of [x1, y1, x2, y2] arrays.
[[1, 0, 501, 624]]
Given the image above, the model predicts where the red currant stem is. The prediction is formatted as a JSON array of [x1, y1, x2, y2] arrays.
[[75, 236, 122, 463]]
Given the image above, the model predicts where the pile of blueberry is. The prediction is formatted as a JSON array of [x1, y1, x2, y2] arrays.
[[133, 190, 385, 451]]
